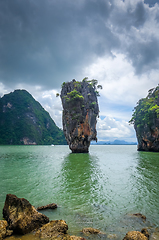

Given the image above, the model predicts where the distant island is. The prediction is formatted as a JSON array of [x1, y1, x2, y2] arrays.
[[0, 89, 67, 145], [91, 139, 137, 145]]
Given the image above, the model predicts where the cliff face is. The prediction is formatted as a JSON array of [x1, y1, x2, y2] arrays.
[[0, 89, 66, 145], [130, 86, 159, 151], [61, 79, 99, 153]]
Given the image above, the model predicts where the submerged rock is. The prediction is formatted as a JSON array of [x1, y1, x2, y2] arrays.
[[3, 194, 49, 234], [37, 203, 57, 211], [60, 79, 99, 153], [150, 229, 159, 240], [82, 227, 103, 234], [131, 213, 146, 221], [141, 228, 149, 239], [70, 236, 86, 240], [107, 234, 118, 239], [123, 231, 148, 240], [129, 86, 159, 151]]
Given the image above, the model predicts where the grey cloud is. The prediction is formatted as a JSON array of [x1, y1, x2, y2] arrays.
[[0, 0, 118, 89], [111, 1, 147, 31], [110, 0, 159, 75], [0, 0, 159, 90], [126, 36, 159, 74], [144, 0, 159, 7]]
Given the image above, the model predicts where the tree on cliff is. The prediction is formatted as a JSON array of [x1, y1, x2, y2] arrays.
[[129, 86, 159, 128]]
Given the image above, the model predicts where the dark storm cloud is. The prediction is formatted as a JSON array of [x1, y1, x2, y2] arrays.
[[109, 0, 159, 74], [111, 1, 147, 30], [0, 0, 118, 89], [144, 0, 159, 6], [0, 0, 159, 90]]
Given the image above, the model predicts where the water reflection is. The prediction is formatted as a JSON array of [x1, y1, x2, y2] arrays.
[[132, 151, 159, 226], [59, 153, 106, 233], [61, 153, 100, 211]]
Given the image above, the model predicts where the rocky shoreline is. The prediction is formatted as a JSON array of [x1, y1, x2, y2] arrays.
[[0, 194, 158, 240]]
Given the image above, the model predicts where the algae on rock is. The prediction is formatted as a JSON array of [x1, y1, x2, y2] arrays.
[[60, 79, 100, 153]]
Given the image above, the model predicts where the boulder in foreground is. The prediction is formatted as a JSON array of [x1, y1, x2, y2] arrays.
[[35, 220, 70, 239], [36, 220, 87, 240], [3, 194, 49, 234]]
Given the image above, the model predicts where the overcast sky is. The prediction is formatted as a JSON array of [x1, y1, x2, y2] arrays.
[[0, 0, 159, 143]]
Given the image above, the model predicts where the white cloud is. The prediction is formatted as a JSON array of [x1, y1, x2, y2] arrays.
[[83, 53, 159, 107], [0, 82, 11, 97], [97, 116, 136, 142], [32, 89, 63, 128], [1, 83, 64, 129]]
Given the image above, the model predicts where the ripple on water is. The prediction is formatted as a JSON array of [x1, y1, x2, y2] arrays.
[[0, 145, 159, 239]]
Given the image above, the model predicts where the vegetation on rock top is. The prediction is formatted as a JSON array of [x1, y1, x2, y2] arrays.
[[58, 78, 102, 99], [129, 86, 159, 129]]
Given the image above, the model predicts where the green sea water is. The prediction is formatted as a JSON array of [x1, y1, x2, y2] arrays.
[[0, 145, 159, 239]]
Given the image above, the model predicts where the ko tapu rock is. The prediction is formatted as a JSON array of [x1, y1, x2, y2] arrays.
[[60, 78, 100, 153], [130, 85, 159, 151]]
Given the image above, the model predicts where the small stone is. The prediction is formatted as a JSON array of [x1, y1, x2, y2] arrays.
[[133, 213, 146, 221], [107, 234, 117, 239], [37, 203, 57, 210], [150, 229, 159, 240], [0, 220, 13, 240], [82, 227, 102, 234], [35, 220, 68, 239], [141, 228, 149, 239], [123, 231, 148, 240], [0, 220, 8, 240], [70, 236, 86, 240]]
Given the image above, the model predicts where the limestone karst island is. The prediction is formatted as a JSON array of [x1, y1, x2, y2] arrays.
[[0, 89, 66, 145], [130, 85, 159, 152], [60, 78, 101, 153]]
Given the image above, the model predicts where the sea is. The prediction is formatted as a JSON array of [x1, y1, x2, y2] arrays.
[[0, 145, 159, 240]]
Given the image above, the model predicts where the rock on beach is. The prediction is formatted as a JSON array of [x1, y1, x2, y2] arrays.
[[0, 220, 13, 240], [35, 220, 68, 238], [1, 194, 86, 240], [37, 203, 57, 211], [3, 194, 49, 234], [82, 227, 103, 234], [123, 231, 148, 240]]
